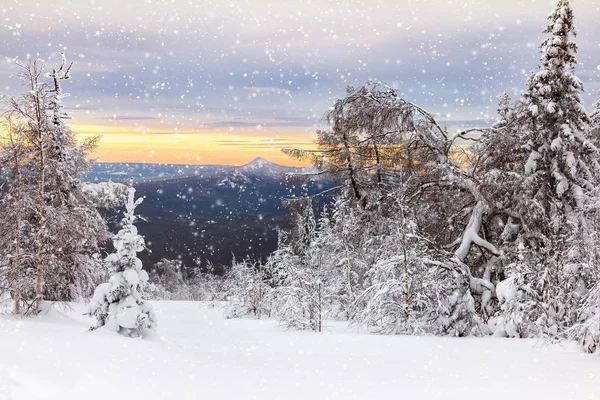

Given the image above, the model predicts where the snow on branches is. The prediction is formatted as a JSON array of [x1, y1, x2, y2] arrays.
[[89, 187, 156, 338]]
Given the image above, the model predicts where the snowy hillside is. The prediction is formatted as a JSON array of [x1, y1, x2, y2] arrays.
[[0, 301, 598, 400]]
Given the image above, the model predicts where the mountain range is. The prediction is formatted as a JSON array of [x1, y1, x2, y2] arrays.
[[88, 158, 332, 272]]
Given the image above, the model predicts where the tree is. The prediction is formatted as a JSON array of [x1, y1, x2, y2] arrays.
[[89, 187, 156, 337], [270, 201, 334, 332], [285, 81, 497, 335], [150, 258, 185, 293], [0, 118, 32, 314], [351, 184, 433, 334], [489, 0, 599, 338], [567, 274, 600, 352], [0, 56, 118, 313], [223, 258, 271, 319], [284, 83, 439, 211]]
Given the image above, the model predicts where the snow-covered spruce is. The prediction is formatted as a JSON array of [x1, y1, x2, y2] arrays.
[[89, 187, 156, 337], [486, 0, 600, 339]]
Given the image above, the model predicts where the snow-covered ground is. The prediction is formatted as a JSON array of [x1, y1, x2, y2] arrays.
[[1, 301, 599, 400]]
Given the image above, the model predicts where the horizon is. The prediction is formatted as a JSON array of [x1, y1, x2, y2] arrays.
[[91, 155, 291, 167], [1, 0, 599, 165]]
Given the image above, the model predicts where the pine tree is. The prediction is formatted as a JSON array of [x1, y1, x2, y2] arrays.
[[491, 0, 599, 338], [521, 0, 596, 193], [89, 187, 156, 337]]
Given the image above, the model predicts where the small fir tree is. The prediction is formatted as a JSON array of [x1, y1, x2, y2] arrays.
[[89, 187, 156, 337]]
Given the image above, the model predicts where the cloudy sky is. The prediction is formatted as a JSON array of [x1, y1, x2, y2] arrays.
[[1, 0, 599, 165]]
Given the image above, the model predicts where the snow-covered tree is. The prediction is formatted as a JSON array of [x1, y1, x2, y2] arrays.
[[283, 83, 439, 211], [89, 187, 156, 337], [287, 81, 496, 335], [486, 0, 599, 338], [588, 92, 600, 152], [150, 258, 185, 293], [0, 118, 32, 314], [187, 260, 228, 302], [351, 186, 433, 334], [223, 258, 271, 318], [0, 56, 120, 313], [567, 276, 600, 352], [270, 201, 335, 332]]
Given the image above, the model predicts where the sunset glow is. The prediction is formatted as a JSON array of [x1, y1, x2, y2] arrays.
[[73, 124, 317, 166]]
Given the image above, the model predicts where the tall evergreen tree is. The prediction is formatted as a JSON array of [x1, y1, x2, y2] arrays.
[[491, 0, 599, 338], [521, 0, 596, 199]]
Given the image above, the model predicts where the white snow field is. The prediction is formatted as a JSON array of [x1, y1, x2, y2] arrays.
[[1, 301, 599, 400]]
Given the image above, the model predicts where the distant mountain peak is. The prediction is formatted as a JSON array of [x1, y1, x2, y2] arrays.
[[242, 157, 274, 169], [237, 157, 301, 178]]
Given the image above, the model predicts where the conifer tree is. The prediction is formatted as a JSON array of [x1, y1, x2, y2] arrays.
[[492, 0, 599, 337], [89, 187, 156, 337]]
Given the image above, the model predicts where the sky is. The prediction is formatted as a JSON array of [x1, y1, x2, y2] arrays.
[[1, 0, 599, 166]]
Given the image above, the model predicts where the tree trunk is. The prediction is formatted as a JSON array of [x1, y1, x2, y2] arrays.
[[35, 140, 46, 313], [402, 225, 410, 322], [33, 80, 46, 313], [13, 128, 23, 315]]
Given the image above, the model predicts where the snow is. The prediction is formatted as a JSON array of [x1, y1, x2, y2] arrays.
[[114, 298, 142, 329], [496, 277, 518, 304], [525, 150, 541, 174], [123, 268, 140, 287], [530, 104, 539, 116], [1, 301, 599, 400], [81, 181, 128, 208], [551, 137, 563, 151]]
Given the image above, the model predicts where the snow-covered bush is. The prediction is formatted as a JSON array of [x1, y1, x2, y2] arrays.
[[149, 258, 185, 294], [89, 187, 156, 337], [223, 259, 272, 319], [145, 259, 228, 302]]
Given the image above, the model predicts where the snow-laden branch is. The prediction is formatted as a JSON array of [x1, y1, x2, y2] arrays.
[[454, 201, 501, 262]]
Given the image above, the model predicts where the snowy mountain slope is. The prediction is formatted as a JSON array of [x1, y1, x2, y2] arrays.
[[0, 301, 598, 400]]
